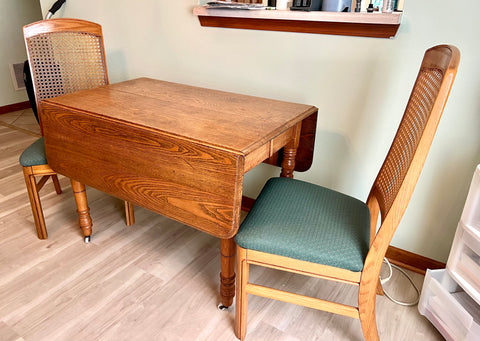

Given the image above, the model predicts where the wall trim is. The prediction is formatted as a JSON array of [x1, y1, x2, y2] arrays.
[[241, 195, 445, 275], [0, 101, 30, 115], [385, 245, 445, 275]]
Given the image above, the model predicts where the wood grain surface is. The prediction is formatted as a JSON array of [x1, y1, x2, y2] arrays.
[[41, 104, 244, 238]]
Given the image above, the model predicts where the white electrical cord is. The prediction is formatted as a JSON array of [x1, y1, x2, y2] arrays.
[[379, 258, 420, 306]]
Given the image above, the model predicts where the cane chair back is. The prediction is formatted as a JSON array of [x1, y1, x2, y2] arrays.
[[24, 19, 108, 129]]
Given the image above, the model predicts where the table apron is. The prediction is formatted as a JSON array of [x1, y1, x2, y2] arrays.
[[244, 126, 296, 173]]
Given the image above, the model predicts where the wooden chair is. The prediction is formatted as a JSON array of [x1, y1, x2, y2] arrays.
[[234, 45, 460, 341], [21, 18, 135, 241]]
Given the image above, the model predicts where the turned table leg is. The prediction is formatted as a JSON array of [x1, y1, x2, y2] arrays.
[[280, 145, 297, 178], [280, 122, 302, 179], [219, 237, 236, 309], [70, 179, 93, 243]]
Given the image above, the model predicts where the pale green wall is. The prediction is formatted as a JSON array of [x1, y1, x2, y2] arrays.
[[39, 0, 480, 262], [0, 0, 42, 106]]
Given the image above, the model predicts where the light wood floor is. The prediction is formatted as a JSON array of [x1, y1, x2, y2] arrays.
[[0, 111, 444, 341]]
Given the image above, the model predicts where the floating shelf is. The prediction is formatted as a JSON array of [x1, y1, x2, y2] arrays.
[[193, 7, 402, 38]]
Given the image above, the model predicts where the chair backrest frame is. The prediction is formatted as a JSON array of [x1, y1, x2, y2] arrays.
[[23, 18, 109, 131], [362, 45, 460, 285]]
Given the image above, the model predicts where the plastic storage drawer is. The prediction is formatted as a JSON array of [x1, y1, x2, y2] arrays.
[[447, 222, 480, 305], [419, 269, 480, 341], [460, 164, 480, 230]]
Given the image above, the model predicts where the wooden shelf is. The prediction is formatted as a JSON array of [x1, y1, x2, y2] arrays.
[[193, 7, 402, 38]]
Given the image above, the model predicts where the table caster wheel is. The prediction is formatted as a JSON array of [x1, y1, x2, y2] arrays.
[[217, 303, 229, 311], [84, 235, 91, 243]]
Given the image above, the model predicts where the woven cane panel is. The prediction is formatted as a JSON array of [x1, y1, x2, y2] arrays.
[[26, 32, 107, 103], [374, 68, 444, 215]]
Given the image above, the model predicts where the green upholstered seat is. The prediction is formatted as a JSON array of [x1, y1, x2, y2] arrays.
[[235, 177, 370, 272], [19, 137, 47, 167]]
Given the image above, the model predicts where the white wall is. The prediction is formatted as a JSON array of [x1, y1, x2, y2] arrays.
[[39, 0, 480, 262], [0, 0, 42, 106]]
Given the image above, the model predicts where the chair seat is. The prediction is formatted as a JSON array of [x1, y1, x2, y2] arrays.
[[235, 177, 370, 272], [19, 137, 47, 167]]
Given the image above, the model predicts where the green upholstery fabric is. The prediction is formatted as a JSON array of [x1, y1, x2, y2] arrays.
[[235, 177, 371, 272], [19, 137, 47, 167]]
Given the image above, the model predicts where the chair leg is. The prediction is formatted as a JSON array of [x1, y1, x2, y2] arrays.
[[125, 201, 135, 226], [376, 278, 385, 296], [358, 283, 380, 341], [235, 246, 249, 341], [359, 310, 379, 341], [52, 174, 62, 194], [22, 166, 48, 239]]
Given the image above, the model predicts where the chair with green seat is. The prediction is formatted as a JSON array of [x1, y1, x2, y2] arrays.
[[234, 45, 460, 341], [21, 18, 135, 240]]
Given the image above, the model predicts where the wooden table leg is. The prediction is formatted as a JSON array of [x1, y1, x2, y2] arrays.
[[71, 179, 93, 243], [280, 122, 302, 178], [280, 145, 297, 178], [125, 201, 135, 226], [219, 237, 236, 308]]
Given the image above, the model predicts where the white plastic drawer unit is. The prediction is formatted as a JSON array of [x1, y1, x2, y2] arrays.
[[447, 222, 480, 305], [419, 269, 480, 341], [460, 164, 480, 230]]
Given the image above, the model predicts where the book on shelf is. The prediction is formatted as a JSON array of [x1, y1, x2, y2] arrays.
[[205, 1, 266, 10]]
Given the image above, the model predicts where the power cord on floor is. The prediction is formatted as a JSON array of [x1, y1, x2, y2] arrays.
[[379, 258, 420, 306]]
